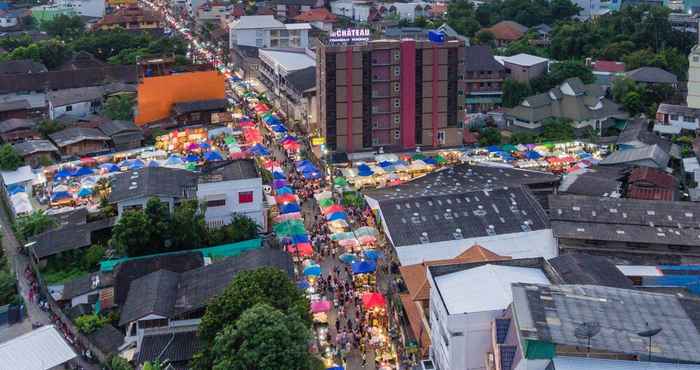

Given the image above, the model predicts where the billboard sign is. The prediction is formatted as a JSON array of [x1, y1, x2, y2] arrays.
[[329, 28, 371, 44]]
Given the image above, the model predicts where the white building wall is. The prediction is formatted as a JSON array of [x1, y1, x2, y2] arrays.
[[197, 177, 264, 228], [49, 101, 93, 120], [63, 0, 105, 17], [0, 16, 18, 28], [688, 45, 700, 109]]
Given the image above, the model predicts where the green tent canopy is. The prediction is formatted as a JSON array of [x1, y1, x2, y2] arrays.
[[334, 177, 348, 186], [185, 162, 197, 171], [318, 198, 335, 208], [501, 144, 517, 153], [435, 155, 447, 164], [412, 153, 425, 160], [224, 136, 237, 145]]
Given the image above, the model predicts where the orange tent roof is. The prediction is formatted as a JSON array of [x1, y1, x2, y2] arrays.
[[293, 8, 337, 22]]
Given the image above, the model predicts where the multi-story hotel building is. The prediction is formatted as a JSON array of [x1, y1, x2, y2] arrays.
[[317, 38, 466, 153]]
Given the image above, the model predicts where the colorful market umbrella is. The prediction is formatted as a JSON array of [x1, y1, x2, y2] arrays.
[[412, 153, 425, 160], [50, 191, 71, 202], [318, 198, 335, 208], [185, 154, 199, 163], [165, 155, 184, 166], [363, 249, 384, 260], [331, 231, 355, 241], [354, 226, 378, 237], [273, 179, 289, 188], [203, 151, 223, 161], [147, 160, 160, 168], [77, 187, 93, 197], [280, 202, 301, 214], [361, 292, 386, 309], [199, 142, 211, 150], [338, 238, 358, 247], [287, 243, 313, 257], [224, 136, 238, 145], [339, 253, 356, 264], [247, 143, 270, 156], [297, 280, 310, 289], [333, 177, 348, 186], [274, 212, 302, 222], [322, 204, 344, 215], [80, 157, 96, 166], [302, 171, 322, 180], [357, 235, 377, 245], [435, 155, 447, 164], [352, 260, 376, 274], [326, 211, 347, 221], [291, 234, 310, 244], [423, 157, 437, 165], [72, 166, 94, 177], [53, 168, 73, 180], [303, 264, 321, 276], [272, 171, 286, 180], [127, 160, 145, 170], [276, 194, 297, 204], [276, 186, 294, 195], [310, 300, 332, 313], [99, 163, 119, 172], [271, 124, 288, 133], [280, 135, 299, 144], [283, 141, 301, 151]]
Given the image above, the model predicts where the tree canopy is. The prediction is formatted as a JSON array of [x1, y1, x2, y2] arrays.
[[541, 118, 575, 142], [103, 95, 135, 121], [194, 268, 311, 370], [41, 15, 85, 40], [0, 144, 23, 171], [15, 210, 56, 240], [210, 303, 313, 370]]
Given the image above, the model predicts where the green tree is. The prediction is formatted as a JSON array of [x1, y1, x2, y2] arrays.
[[510, 131, 539, 144], [479, 127, 502, 146], [108, 356, 134, 370], [611, 77, 638, 103], [41, 14, 84, 40], [15, 210, 56, 240], [210, 304, 313, 370], [0, 144, 23, 171], [473, 30, 495, 46], [36, 119, 66, 137], [548, 60, 594, 84], [447, 0, 481, 36], [208, 214, 259, 245], [621, 91, 644, 116], [103, 95, 135, 121], [194, 268, 310, 370], [170, 200, 207, 250], [502, 79, 533, 107], [540, 118, 575, 142], [145, 197, 171, 250], [0, 269, 17, 306], [109, 211, 152, 256], [81, 244, 105, 271], [142, 361, 163, 370], [74, 313, 109, 333]]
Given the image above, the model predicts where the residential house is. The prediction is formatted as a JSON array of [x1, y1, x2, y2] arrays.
[[614, 118, 679, 167], [120, 248, 293, 345], [93, 5, 163, 32], [108, 160, 264, 228], [49, 127, 110, 157], [655, 103, 700, 133], [558, 165, 625, 197], [195, 1, 233, 26], [496, 53, 549, 82], [229, 15, 311, 49], [48, 86, 104, 120], [363, 164, 560, 266], [463, 45, 506, 114], [505, 77, 627, 134], [0, 100, 32, 120], [293, 7, 336, 32], [258, 48, 315, 111], [626, 166, 678, 201], [481, 21, 528, 47], [265, 0, 320, 20], [688, 42, 700, 109], [29, 215, 116, 265], [58, 51, 105, 71], [600, 144, 671, 169], [12, 140, 59, 168], [172, 99, 228, 126], [98, 120, 143, 151], [0, 59, 47, 75], [330, 1, 437, 23], [625, 66, 678, 87], [589, 59, 625, 87], [60, 271, 114, 308], [0, 9, 26, 30], [549, 194, 700, 263], [492, 283, 700, 369], [529, 24, 551, 46], [427, 258, 555, 370], [0, 325, 76, 370], [0, 118, 39, 142]]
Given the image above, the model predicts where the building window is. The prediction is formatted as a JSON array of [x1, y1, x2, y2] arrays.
[[191, 112, 201, 120], [66, 105, 72, 111], [393, 83, 400, 92], [685, 116, 695, 123], [694, 56, 699, 63], [394, 66, 400, 76], [239, 191, 254, 203], [393, 99, 400, 108], [206, 198, 226, 207], [394, 130, 400, 139], [393, 115, 400, 124], [671, 114, 678, 120], [138, 318, 168, 329], [437, 130, 445, 144]]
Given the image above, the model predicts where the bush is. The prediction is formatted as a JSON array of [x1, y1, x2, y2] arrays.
[[74, 313, 110, 334], [81, 244, 105, 270]]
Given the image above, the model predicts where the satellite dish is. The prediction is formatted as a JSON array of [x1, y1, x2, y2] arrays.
[[637, 327, 662, 337], [574, 321, 601, 354]]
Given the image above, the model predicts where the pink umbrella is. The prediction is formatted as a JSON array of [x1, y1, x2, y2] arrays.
[[357, 235, 377, 245], [338, 238, 359, 247], [311, 300, 332, 313], [274, 212, 302, 222], [186, 142, 200, 151]]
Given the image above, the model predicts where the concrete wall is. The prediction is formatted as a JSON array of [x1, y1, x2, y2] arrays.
[[197, 177, 264, 228], [49, 101, 93, 120]]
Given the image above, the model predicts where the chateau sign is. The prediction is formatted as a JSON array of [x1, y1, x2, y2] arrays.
[[329, 28, 370, 44]]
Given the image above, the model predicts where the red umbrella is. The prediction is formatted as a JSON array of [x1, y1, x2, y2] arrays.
[[238, 120, 256, 128], [276, 194, 297, 204], [322, 204, 344, 215], [282, 141, 301, 151], [254, 103, 269, 112], [80, 157, 96, 166], [362, 292, 386, 310], [229, 152, 248, 160], [287, 243, 313, 257]]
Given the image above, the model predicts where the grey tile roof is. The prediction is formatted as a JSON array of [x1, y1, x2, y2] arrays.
[[107, 167, 198, 203], [512, 283, 700, 363], [199, 159, 259, 183], [600, 144, 670, 169], [119, 269, 180, 325], [136, 329, 201, 367], [464, 45, 505, 72], [0, 59, 47, 75], [549, 194, 700, 247], [49, 127, 110, 147], [48, 86, 104, 107], [87, 325, 124, 355], [61, 271, 113, 301], [0, 100, 30, 113], [13, 140, 58, 156], [657, 103, 700, 118], [30, 217, 116, 259], [0, 65, 138, 94], [558, 166, 624, 197], [626, 67, 678, 84], [0, 118, 35, 133], [548, 253, 634, 288], [617, 118, 674, 151], [376, 186, 549, 248], [172, 99, 227, 115], [98, 120, 140, 137], [119, 248, 294, 325]]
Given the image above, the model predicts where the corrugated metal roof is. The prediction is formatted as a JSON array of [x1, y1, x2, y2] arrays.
[[0, 325, 76, 370]]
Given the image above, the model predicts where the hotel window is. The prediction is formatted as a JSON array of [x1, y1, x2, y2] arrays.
[[393, 83, 400, 92], [206, 197, 226, 207], [393, 115, 400, 124], [394, 66, 400, 76], [437, 130, 445, 144], [239, 191, 254, 203], [393, 99, 400, 108]]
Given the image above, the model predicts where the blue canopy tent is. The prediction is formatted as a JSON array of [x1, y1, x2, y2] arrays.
[[297, 280, 310, 289], [7, 184, 24, 195], [524, 151, 542, 160], [280, 135, 298, 144], [99, 163, 120, 172], [53, 168, 73, 181], [378, 161, 394, 168], [357, 164, 374, 177], [273, 179, 289, 188], [339, 253, 356, 264], [270, 124, 287, 133], [165, 155, 184, 166], [363, 249, 384, 260], [185, 154, 199, 163], [423, 157, 437, 165], [203, 151, 223, 161], [298, 163, 319, 172], [128, 160, 145, 169], [71, 166, 94, 177], [199, 142, 211, 150], [280, 202, 301, 214], [50, 191, 71, 202], [276, 186, 294, 194], [487, 145, 501, 153], [147, 160, 160, 168], [326, 211, 347, 221], [303, 264, 321, 276], [327, 367, 344, 370], [77, 187, 93, 197], [247, 144, 270, 156], [296, 160, 313, 167], [272, 171, 286, 180], [302, 171, 322, 180], [351, 260, 376, 274], [292, 234, 310, 244]]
